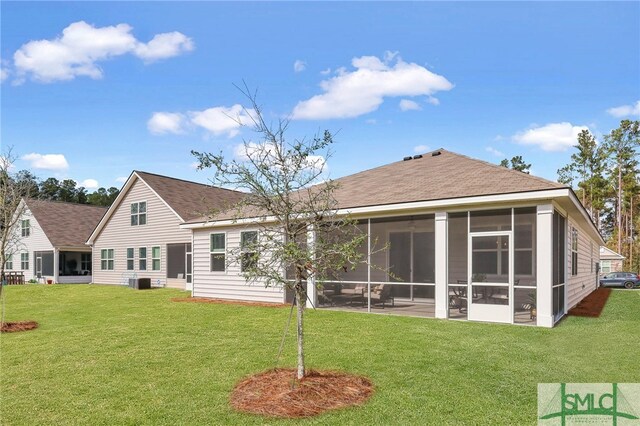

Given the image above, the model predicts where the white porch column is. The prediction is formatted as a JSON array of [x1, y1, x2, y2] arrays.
[[536, 204, 554, 328], [53, 248, 59, 284], [306, 224, 317, 308], [435, 212, 448, 319]]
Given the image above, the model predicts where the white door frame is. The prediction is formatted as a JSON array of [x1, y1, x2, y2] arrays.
[[467, 231, 513, 324]]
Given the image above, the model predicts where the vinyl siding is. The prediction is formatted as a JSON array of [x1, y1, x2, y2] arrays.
[[192, 226, 284, 303], [566, 217, 599, 309], [91, 178, 190, 288], [4, 204, 54, 282]]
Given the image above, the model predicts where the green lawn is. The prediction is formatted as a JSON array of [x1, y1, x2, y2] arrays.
[[1, 285, 638, 425]]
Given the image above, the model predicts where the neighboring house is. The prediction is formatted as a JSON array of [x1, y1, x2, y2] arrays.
[[599, 246, 625, 273], [86, 171, 245, 290], [180, 149, 603, 328], [3, 199, 107, 283]]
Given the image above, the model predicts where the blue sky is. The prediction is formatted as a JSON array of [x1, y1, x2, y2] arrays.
[[1, 2, 639, 191]]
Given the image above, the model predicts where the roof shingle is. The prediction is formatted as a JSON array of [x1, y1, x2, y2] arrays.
[[25, 199, 108, 248], [186, 148, 566, 223], [135, 171, 246, 221]]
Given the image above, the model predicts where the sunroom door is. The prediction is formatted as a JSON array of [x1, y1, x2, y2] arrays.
[[468, 233, 512, 323]]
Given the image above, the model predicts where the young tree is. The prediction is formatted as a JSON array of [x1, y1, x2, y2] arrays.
[[0, 150, 37, 297], [500, 156, 531, 173], [192, 94, 367, 380]]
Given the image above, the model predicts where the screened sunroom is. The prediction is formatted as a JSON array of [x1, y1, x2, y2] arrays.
[[316, 215, 437, 318], [311, 205, 571, 327]]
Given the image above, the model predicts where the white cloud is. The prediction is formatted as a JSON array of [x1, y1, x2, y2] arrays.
[[292, 52, 453, 120], [134, 31, 193, 63], [13, 21, 193, 83], [607, 100, 640, 118], [426, 96, 440, 106], [148, 104, 255, 138], [115, 176, 128, 183], [22, 153, 69, 170], [512, 122, 588, 152], [234, 142, 326, 172], [365, 118, 377, 125], [413, 145, 429, 153], [189, 104, 256, 138], [147, 112, 186, 135], [320, 68, 331, 75], [80, 178, 99, 189], [293, 59, 306, 73], [399, 99, 421, 111], [485, 147, 504, 157]]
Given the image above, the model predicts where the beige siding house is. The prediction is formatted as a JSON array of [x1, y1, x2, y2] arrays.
[[3, 199, 107, 283], [599, 246, 625, 273], [181, 149, 604, 328], [86, 171, 244, 290]]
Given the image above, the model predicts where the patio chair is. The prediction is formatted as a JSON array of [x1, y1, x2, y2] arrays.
[[370, 284, 394, 308]]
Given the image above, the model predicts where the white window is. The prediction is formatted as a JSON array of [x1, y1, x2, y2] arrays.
[[601, 260, 611, 273], [139, 247, 147, 271], [101, 249, 114, 270], [130, 202, 147, 226], [21, 219, 30, 237], [152, 246, 160, 271], [210, 233, 226, 272], [21, 252, 29, 270], [81, 253, 91, 271], [126, 248, 134, 270], [240, 231, 258, 272], [5, 254, 13, 270], [571, 227, 578, 276]]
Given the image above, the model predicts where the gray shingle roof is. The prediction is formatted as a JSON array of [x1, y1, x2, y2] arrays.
[[25, 199, 108, 248]]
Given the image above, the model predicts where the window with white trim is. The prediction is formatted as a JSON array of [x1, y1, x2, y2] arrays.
[[210, 233, 226, 272], [571, 227, 578, 276], [5, 254, 13, 270], [139, 247, 147, 271], [21, 252, 29, 270], [240, 231, 258, 272], [101, 249, 114, 270], [21, 219, 30, 237], [127, 248, 134, 270], [130, 202, 147, 226], [152, 246, 160, 271]]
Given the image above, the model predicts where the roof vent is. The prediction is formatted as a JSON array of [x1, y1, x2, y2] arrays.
[[403, 156, 412, 161], [431, 151, 441, 157], [413, 154, 423, 159]]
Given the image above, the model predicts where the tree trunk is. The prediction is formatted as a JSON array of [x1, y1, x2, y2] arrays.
[[618, 165, 622, 253], [295, 280, 305, 380]]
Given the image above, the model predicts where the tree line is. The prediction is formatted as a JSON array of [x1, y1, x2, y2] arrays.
[[11, 170, 120, 207], [499, 120, 639, 271], [556, 120, 639, 271]]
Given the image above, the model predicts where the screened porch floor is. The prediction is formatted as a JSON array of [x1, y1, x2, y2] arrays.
[[318, 298, 436, 318]]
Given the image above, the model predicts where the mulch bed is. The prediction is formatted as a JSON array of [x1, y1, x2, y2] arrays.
[[568, 287, 612, 318], [171, 297, 286, 308], [1, 321, 39, 333], [230, 368, 374, 418]]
